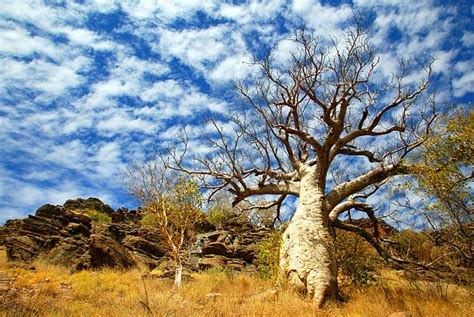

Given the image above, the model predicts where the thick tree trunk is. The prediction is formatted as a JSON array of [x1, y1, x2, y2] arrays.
[[279, 172, 337, 308]]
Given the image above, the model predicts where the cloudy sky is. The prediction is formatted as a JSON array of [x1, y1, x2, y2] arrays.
[[0, 0, 472, 223]]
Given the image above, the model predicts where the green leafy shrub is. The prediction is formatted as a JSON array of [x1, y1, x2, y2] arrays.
[[335, 230, 382, 287], [205, 204, 236, 229], [255, 230, 282, 280], [391, 230, 439, 263], [72, 208, 111, 224], [87, 210, 111, 224]]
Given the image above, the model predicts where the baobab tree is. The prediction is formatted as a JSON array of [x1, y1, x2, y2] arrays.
[[170, 26, 435, 307]]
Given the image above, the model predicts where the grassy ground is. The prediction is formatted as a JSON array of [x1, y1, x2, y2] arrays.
[[0, 247, 472, 317]]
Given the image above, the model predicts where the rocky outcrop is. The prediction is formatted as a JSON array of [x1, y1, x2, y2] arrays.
[[1, 200, 137, 270], [189, 215, 271, 272], [1, 198, 272, 273], [63, 198, 115, 215], [111, 207, 142, 224], [107, 223, 167, 269], [89, 234, 136, 269]]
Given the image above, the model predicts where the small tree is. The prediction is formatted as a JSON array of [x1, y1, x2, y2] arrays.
[[127, 163, 203, 288], [408, 107, 473, 267]]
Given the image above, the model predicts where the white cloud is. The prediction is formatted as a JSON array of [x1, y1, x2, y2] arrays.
[[0, 25, 61, 58], [0, 57, 89, 102], [461, 31, 474, 47], [81, 0, 119, 13], [96, 112, 157, 135], [219, 0, 285, 24], [157, 26, 229, 70], [290, 0, 352, 37], [121, 0, 218, 22], [59, 26, 116, 50], [92, 141, 124, 178], [141, 79, 184, 102], [46, 140, 88, 170], [11, 185, 45, 206], [432, 50, 457, 74], [155, 25, 251, 83], [273, 37, 294, 61], [0, 0, 471, 224], [208, 54, 255, 83], [453, 71, 474, 98]]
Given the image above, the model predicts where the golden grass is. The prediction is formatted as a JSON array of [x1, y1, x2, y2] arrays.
[[0, 247, 472, 317]]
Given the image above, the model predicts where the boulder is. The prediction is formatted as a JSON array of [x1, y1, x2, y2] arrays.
[[111, 207, 143, 223], [108, 224, 167, 269], [198, 255, 249, 271], [5, 235, 41, 263], [89, 234, 136, 269], [44, 236, 91, 270]]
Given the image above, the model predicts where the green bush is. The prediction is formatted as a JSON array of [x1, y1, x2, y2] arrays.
[[391, 230, 439, 263], [205, 204, 236, 229], [335, 230, 382, 287], [255, 230, 282, 280], [86, 210, 112, 224]]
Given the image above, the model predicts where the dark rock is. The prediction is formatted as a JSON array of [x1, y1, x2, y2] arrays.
[[63, 197, 114, 215], [234, 227, 269, 262], [107, 223, 167, 269], [111, 207, 142, 223], [198, 255, 249, 271], [89, 234, 136, 269], [5, 235, 41, 262], [44, 236, 91, 270], [223, 214, 256, 232], [190, 225, 271, 272]]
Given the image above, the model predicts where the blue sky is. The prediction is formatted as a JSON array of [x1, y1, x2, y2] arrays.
[[0, 0, 473, 224]]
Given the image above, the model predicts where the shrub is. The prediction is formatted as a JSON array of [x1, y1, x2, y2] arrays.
[[205, 204, 236, 229], [86, 209, 112, 224], [335, 230, 382, 287], [255, 230, 282, 280], [391, 230, 439, 263]]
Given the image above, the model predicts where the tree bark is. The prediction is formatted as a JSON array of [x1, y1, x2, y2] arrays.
[[174, 260, 183, 288], [279, 172, 337, 308]]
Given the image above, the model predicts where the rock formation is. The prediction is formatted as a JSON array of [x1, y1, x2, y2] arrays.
[[189, 215, 271, 272], [1, 202, 136, 270], [0, 198, 271, 273]]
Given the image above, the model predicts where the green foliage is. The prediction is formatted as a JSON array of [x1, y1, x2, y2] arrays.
[[87, 210, 112, 224], [72, 208, 111, 224], [140, 213, 160, 228], [391, 230, 439, 263], [406, 107, 473, 265], [412, 107, 473, 212], [255, 230, 282, 280], [335, 230, 382, 287], [129, 163, 204, 273], [139, 173, 204, 238], [206, 199, 236, 229]]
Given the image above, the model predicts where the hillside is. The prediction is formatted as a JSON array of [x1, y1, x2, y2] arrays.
[[0, 247, 472, 317], [0, 198, 472, 316]]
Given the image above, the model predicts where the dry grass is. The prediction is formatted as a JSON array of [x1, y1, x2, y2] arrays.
[[0, 247, 472, 317]]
